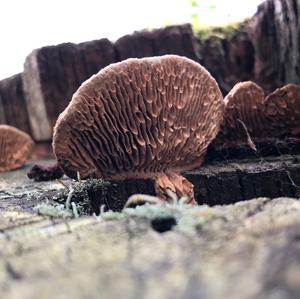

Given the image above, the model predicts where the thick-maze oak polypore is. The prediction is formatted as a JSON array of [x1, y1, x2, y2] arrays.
[[0, 125, 34, 172], [53, 55, 224, 203]]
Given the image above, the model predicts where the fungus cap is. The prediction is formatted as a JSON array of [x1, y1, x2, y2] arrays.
[[217, 81, 265, 144], [263, 84, 300, 136], [0, 125, 34, 172], [215, 82, 300, 149], [53, 55, 224, 200]]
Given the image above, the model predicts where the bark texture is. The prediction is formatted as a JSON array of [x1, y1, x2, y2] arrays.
[[250, 0, 300, 92], [115, 24, 198, 61], [0, 74, 31, 134], [22, 39, 116, 140], [197, 23, 255, 94], [21, 24, 198, 141], [193, 0, 300, 95]]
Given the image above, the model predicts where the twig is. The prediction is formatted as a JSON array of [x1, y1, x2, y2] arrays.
[[65, 186, 74, 210], [237, 119, 257, 152]]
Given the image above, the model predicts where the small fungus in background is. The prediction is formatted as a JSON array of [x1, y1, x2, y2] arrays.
[[215, 82, 300, 148], [263, 84, 300, 137], [0, 124, 34, 172]]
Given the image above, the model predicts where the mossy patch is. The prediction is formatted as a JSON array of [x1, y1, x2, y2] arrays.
[[194, 20, 248, 42], [34, 202, 73, 218], [32, 179, 213, 236], [32, 178, 113, 218], [101, 202, 212, 235], [55, 178, 113, 215]]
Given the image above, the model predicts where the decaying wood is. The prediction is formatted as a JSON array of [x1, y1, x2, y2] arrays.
[[22, 39, 116, 141], [197, 22, 255, 95], [115, 24, 198, 61], [0, 93, 6, 124], [0, 1, 299, 297], [1, 155, 300, 212], [0, 196, 300, 299], [0, 74, 31, 135], [20, 24, 198, 141], [1, 154, 300, 299], [2, 0, 300, 138], [249, 0, 300, 92], [1, 0, 300, 140]]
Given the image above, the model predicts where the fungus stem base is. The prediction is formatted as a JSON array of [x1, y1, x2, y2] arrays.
[[154, 172, 196, 205]]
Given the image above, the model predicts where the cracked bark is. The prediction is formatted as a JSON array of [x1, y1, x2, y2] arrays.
[[249, 0, 300, 92]]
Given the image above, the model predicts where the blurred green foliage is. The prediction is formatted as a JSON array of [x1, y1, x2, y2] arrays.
[[189, 0, 217, 31], [196, 22, 243, 41], [188, 0, 245, 41]]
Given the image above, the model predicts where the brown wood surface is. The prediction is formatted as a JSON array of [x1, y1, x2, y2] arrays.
[[1, 154, 300, 212], [0, 155, 300, 299]]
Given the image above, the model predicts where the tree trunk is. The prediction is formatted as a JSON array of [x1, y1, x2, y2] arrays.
[[249, 0, 300, 92]]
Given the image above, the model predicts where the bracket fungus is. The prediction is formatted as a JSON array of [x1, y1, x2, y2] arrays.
[[0, 125, 34, 172], [53, 55, 224, 203], [215, 81, 300, 149], [263, 84, 300, 137], [216, 81, 265, 145]]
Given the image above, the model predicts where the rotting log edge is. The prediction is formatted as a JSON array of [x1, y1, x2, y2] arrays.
[[104, 154, 300, 209], [21, 155, 300, 212], [1, 155, 299, 213]]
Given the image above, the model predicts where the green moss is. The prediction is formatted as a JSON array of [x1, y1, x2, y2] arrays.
[[33, 182, 215, 235], [55, 178, 112, 216], [195, 21, 247, 42], [34, 203, 73, 218], [32, 179, 214, 235], [32, 178, 112, 219]]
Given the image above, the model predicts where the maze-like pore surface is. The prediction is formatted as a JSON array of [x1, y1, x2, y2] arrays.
[[53, 55, 224, 180]]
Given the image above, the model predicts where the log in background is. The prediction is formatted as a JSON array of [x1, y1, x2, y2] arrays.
[[1, 160, 300, 299], [1, 0, 299, 141]]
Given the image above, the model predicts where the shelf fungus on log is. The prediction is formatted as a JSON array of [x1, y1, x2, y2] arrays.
[[0, 125, 34, 172], [53, 55, 224, 204], [214, 82, 300, 150], [216, 81, 265, 146], [263, 84, 300, 137]]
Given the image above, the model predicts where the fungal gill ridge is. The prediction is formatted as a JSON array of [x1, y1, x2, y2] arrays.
[[53, 55, 224, 182]]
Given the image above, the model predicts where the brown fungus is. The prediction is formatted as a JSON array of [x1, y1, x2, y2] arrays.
[[216, 81, 265, 146], [215, 82, 300, 149], [263, 84, 300, 137], [0, 125, 34, 172], [53, 55, 224, 203]]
